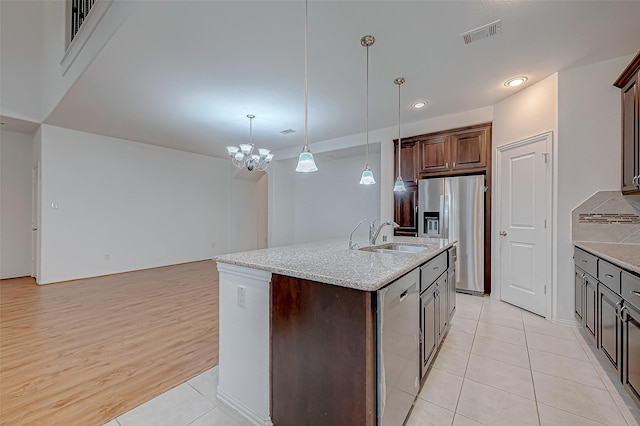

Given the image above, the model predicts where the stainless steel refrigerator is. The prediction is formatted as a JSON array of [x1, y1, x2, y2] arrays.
[[418, 175, 485, 294]]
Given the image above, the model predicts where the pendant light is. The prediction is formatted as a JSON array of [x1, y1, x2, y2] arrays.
[[359, 35, 376, 185], [393, 77, 407, 192], [295, 0, 318, 173]]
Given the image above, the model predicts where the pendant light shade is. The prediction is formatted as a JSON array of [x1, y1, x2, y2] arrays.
[[359, 35, 376, 185], [295, 144, 318, 172], [295, 0, 318, 173], [393, 77, 407, 192]]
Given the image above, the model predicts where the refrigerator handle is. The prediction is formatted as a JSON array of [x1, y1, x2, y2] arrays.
[[442, 194, 450, 239]]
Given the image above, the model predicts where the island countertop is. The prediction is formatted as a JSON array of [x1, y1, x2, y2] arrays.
[[215, 236, 455, 291]]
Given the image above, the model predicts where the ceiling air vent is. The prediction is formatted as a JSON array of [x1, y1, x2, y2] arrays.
[[461, 20, 502, 45], [279, 129, 296, 135]]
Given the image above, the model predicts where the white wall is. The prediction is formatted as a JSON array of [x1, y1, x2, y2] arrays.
[[493, 74, 559, 318], [555, 55, 632, 320], [230, 178, 259, 254], [0, 130, 35, 278], [268, 160, 296, 248], [256, 174, 268, 249], [292, 152, 381, 244], [37, 124, 237, 284], [0, 0, 43, 121]]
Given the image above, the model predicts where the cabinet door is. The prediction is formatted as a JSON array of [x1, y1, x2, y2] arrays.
[[585, 274, 597, 342], [450, 129, 488, 171], [420, 286, 437, 378], [575, 266, 585, 323], [394, 184, 417, 236], [394, 140, 419, 184], [598, 283, 622, 376], [622, 303, 640, 404], [437, 275, 448, 342], [448, 268, 456, 319], [419, 136, 449, 174], [621, 75, 638, 193]]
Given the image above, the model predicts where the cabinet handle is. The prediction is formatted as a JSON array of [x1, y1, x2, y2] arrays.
[[631, 290, 640, 298], [445, 162, 448, 168], [434, 267, 439, 271], [581, 259, 588, 263], [399, 289, 408, 302], [620, 306, 629, 322], [453, 162, 456, 168], [604, 273, 614, 279], [614, 300, 623, 320]]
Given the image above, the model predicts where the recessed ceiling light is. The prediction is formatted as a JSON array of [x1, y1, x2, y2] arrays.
[[412, 101, 427, 109], [505, 77, 528, 87]]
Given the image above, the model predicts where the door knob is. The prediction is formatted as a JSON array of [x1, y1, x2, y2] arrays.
[[32, 228, 38, 231], [499, 231, 507, 236]]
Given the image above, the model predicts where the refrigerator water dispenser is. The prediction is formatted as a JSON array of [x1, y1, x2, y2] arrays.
[[423, 212, 440, 236]]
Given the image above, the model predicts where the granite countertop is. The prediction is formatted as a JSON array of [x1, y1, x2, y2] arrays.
[[215, 236, 455, 291], [573, 241, 640, 275]]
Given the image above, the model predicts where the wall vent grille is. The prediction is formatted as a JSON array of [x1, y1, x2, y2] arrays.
[[461, 20, 502, 45], [279, 129, 296, 135]]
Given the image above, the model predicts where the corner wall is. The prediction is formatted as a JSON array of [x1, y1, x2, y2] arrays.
[[37, 125, 237, 284], [0, 130, 35, 278]]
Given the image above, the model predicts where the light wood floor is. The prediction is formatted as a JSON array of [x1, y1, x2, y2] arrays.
[[0, 260, 218, 425]]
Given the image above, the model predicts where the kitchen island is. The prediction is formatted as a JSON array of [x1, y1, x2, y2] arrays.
[[215, 237, 455, 426]]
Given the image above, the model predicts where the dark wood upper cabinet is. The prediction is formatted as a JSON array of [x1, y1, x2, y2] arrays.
[[614, 52, 640, 195], [419, 136, 449, 173], [450, 128, 489, 171], [406, 123, 491, 176], [393, 140, 419, 184]]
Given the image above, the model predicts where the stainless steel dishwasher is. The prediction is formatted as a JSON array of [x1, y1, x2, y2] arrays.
[[377, 268, 420, 426]]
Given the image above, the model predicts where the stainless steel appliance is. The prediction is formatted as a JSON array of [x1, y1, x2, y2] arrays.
[[418, 175, 484, 294], [377, 269, 419, 426]]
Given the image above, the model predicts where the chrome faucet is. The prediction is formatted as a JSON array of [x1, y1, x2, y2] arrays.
[[348, 219, 370, 250], [370, 220, 399, 245]]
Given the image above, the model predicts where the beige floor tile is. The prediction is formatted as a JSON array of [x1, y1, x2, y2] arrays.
[[528, 348, 605, 390], [442, 329, 475, 353], [456, 304, 482, 321], [187, 366, 219, 403], [482, 298, 524, 315], [452, 414, 485, 426], [406, 399, 455, 426], [537, 403, 606, 425], [465, 354, 534, 399], [478, 310, 523, 330], [522, 315, 577, 340], [532, 371, 627, 425], [456, 379, 538, 426], [418, 367, 464, 412], [475, 321, 526, 346], [610, 390, 640, 426], [450, 316, 478, 335], [525, 331, 589, 361], [588, 354, 622, 393], [432, 344, 470, 378], [471, 335, 530, 369]]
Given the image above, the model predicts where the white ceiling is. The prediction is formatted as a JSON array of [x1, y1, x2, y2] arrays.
[[44, 1, 640, 159]]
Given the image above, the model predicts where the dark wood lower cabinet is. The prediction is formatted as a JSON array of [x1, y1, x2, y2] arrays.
[[622, 302, 640, 405], [420, 283, 437, 379], [598, 283, 622, 376], [270, 274, 376, 426], [575, 267, 585, 323], [585, 274, 597, 341]]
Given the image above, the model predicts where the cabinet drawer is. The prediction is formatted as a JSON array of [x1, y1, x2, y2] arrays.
[[420, 251, 447, 293], [599, 260, 622, 294], [574, 247, 598, 278], [622, 271, 640, 310]]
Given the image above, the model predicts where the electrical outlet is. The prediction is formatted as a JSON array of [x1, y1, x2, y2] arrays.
[[237, 285, 246, 308], [105, 253, 111, 260]]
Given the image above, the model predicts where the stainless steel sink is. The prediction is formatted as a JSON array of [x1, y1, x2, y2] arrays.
[[359, 243, 428, 254]]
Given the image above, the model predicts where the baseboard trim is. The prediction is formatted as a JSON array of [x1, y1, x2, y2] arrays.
[[216, 387, 273, 426], [551, 317, 581, 327]]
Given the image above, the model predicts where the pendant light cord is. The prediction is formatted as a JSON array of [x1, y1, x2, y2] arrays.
[[397, 82, 401, 175], [365, 43, 369, 167], [304, 0, 309, 149]]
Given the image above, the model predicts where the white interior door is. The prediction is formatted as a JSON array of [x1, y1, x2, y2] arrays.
[[497, 133, 551, 316]]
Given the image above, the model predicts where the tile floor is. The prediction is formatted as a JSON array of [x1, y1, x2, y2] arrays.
[[103, 294, 640, 426]]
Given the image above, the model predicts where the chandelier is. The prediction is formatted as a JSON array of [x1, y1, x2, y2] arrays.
[[226, 114, 273, 172], [393, 78, 407, 192], [359, 34, 376, 185]]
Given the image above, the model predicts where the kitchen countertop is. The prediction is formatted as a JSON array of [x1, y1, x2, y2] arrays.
[[574, 241, 640, 275], [215, 236, 455, 291]]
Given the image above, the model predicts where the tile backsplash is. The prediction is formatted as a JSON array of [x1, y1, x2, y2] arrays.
[[572, 191, 640, 243]]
